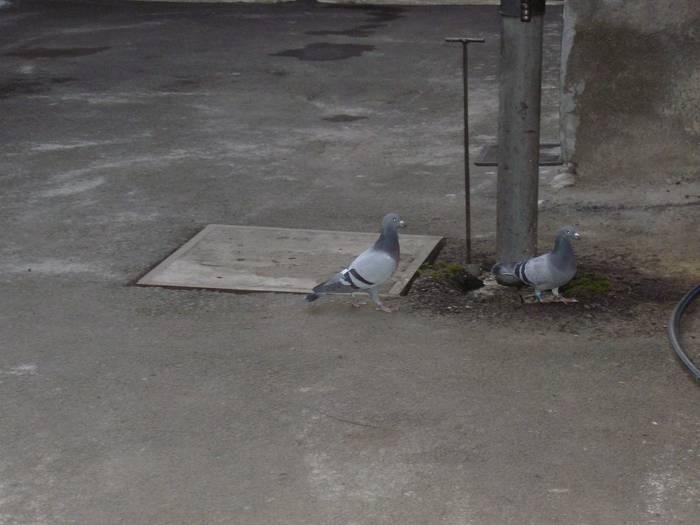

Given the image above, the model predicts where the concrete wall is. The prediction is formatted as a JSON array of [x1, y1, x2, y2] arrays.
[[560, 0, 700, 183]]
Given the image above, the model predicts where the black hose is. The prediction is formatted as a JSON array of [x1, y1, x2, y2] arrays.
[[668, 284, 700, 381]]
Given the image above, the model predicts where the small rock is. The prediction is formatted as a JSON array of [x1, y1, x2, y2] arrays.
[[551, 172, 576, 190], [551, 162, 576, 190]]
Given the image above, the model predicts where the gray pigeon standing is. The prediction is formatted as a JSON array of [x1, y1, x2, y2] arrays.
[[306, 213, 406, 312], [492, 226, 581, 303]]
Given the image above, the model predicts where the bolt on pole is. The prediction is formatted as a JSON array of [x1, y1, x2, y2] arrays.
[[445, 37, 484, 273], [496, 0, 545, 263]]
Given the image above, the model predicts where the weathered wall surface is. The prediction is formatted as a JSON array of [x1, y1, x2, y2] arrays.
[[560, 0, 700, 184]]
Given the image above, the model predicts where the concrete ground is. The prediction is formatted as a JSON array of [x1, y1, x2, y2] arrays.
[[1, 1, 698, 524]]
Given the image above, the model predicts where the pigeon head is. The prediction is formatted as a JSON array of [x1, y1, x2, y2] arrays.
[[557, 226, 581, 240], [381, 213, 406, 232]]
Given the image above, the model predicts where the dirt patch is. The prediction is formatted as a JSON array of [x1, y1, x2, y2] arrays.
[[416, 261, 484, 293], [405, 238, 689, 337]]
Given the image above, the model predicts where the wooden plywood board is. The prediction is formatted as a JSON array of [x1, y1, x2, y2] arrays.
[[137, 224, 444, 296]]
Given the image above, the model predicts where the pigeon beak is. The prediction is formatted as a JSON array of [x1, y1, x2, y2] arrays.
[[399, 220, 406, 228], [574, 232, 581, 240]]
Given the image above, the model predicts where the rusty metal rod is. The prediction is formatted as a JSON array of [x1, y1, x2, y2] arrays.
[[445, 37, 485, 269]]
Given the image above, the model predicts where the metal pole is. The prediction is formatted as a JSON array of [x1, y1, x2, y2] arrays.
[[445, 37, 484, 273], [496, 0, 545, 263]]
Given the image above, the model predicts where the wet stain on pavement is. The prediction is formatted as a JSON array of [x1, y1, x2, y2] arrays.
[[307, 5, 404, 39], [5, 46, 110, 59], [324, 4, 405, 23], [306, 24, 383, 38], [323, 114, 367, 123], [0, 79, 46, 98], [50, 77, 78, 84], [0, 76, 78, 98], [363, 5, 405, 22], [271, 43, 374, 61], [158, 76, 200, 90], [365, 6, 405, 23]]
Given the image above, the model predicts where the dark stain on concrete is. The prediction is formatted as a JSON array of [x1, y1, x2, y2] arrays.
[[368, 6, 405, 22], [155, 76, 200, 91], [306, 24, 384, 38], [324, 5, 405, 23], [323, 114, 367, 123], [309, 4, 403, 38], [0, 79, 46, 98], [173, 77, 200, 87], [271, 43, 374, 61], [50, 77, 78, 84], [357, 24, 384, 31], [0, 75, 79, 98], [5, 46, 110, 59]]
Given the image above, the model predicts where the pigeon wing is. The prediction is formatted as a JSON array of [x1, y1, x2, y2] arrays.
[[347, 247, 398, 289], [522, 253, 574, 290]]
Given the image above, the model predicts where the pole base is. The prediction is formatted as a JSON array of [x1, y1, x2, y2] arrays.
[[464, 263, 482, 276]]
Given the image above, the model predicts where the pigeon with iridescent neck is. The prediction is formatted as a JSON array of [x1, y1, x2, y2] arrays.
[[305, 213, 406, 312], [492, 226, 581, 303]]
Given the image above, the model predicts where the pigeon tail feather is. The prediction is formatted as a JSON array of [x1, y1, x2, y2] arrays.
[[307, 273, 356, 297], [492, 262, 523, 287], [305, 293, 320, 302]]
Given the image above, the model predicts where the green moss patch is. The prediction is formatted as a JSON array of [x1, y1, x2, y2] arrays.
[[418, 262, 483, 292], [564, 272, 613, 297]]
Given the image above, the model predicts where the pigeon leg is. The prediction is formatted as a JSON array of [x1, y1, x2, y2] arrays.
[[535, 290, 556, 303], [552, 287, 578, 304], [351, 299, 368, 308], [368, 288, 393, 313]]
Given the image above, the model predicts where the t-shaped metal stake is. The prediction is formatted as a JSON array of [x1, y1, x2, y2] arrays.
[[445, 37, 485, 273]]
